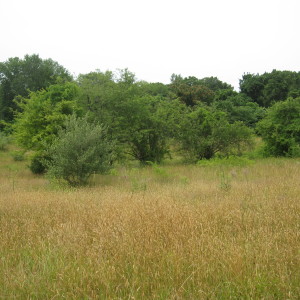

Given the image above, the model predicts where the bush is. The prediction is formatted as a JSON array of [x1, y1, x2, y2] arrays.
[[47, 115, 114, 186], [29, 152, 49, 174], [11, 150, 26, 161], [178, 105, 254, 161], [257, 97, 300, 157], [112, 95, 171, 164]]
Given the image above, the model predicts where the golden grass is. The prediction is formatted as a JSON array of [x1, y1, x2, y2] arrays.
[[0, 152, 299, 299]]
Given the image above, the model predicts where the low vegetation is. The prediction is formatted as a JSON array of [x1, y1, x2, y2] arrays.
[[0, 149, 299, 299], [0, 132, 10, 151]]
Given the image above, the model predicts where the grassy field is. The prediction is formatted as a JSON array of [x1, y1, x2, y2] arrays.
[[0, 148, 299, 299]]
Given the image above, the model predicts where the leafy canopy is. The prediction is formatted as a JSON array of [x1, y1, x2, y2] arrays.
[[213, 92, 266, 127], [13, 81, 82, 150], [78, 70, 174, 164], [239, 70, 300, 107], [257, 97, 300, 157], [177, 105, 254, 161], [0, 54, 72, 122]]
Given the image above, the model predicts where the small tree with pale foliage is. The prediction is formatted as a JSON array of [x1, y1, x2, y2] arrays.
[[47, 115, 114, 186]]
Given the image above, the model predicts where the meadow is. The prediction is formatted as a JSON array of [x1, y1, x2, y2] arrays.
[[0, 147, 299, 299]]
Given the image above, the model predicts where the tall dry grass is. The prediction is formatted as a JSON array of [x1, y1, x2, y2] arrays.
[[0, 153, 299, 299]]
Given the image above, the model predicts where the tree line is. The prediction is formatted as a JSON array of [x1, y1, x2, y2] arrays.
[[0, 54, 299, 185]]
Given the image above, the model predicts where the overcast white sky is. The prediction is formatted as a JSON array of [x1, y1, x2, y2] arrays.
[[1, 0, 299, 89]]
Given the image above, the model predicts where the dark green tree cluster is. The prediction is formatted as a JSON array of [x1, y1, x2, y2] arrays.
[[1, 54, 299, 185], [0, 54, 71, 123], [257, 97, 300, 157], [213, 92, 265, 128], [239, 70, 300, 107]]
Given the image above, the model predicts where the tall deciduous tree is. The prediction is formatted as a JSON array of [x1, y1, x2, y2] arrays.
[[78, 70, 174, 164], [239, 70, 300, 107], [113, 95, 173, 164], [0, 54, 72, 122], [170, 74, 232, 106]]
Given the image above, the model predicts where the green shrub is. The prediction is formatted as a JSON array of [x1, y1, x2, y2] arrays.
[[257, 97, 300, 157], [29, 152, 49, 174], [178, 105, 254, 161], [47, 115, 115, 186], [11, 150, 26, 161]]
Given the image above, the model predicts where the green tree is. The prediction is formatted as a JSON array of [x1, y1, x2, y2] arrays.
[[239, 73, 265, 106], [213, 93, 266, 127], [257, 97, 300, 157], [177, 105, 253, 160], [47, 115, 114, 186], [198, 76, 233, 91], [170, 83, 215, 106], [77, 71, 116, 125], [78, 70, 173, 164], [214, 89, 238, 101], [171, 74, 233, 91], [77, 70, 138, 161], [170, 74, 232, 106], [136, 81, 169, 98], [112, 95, 173, 164], [239, 70, 300, 107], [13, 81, 81, 150], [0, 54, 72, 122]]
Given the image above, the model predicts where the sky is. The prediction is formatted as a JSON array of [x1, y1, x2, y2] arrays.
[[1, 0, 299, 90]]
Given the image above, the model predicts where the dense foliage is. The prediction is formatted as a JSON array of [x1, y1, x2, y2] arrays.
[[239, 70, 300, 107], [0, 54, 72, 123], [177, 105, 253, 160], [13, 81, 82, 150], [257, 97, 300, 157], [47, 115, 114, 186], [1, 54, 299, 184], [213, 92, 266, 127]]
